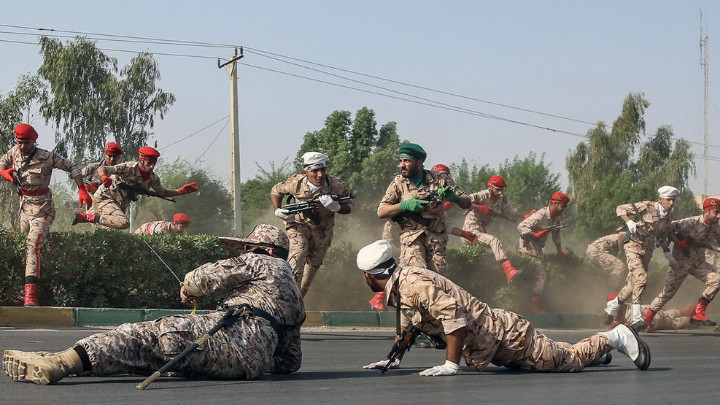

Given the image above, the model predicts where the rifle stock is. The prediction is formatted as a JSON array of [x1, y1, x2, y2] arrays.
[[117, 182, 176, 203], [281, 193, 355, 215]]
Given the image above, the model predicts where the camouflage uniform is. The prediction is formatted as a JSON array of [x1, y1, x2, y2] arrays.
[[271, 173, 353, 295], [379, 170, 466, 275], [385, 266, 612, 372], [616, 201, 673, 304], [81, 161, 103, 186], [74, 251, 304, 379], [647, 215, 720, 313], [0, 146, 81, 282], [93, 161, 172, 230], [517, 207, 563, 295], [585, 233, 628, 288], [462, 190, 519, 261], [134, 220, 172, 235], [382, 220, 400, 245], [618, 305, 691, 331]]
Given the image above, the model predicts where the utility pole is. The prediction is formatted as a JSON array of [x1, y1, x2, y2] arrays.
[[701, 10, 709, 199], [219, 48, 244, 235]]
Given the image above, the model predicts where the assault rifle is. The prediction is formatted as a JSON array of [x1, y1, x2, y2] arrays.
[[11, 171, 21, 196], [540, 223, 568, 232], [674, 234, 720, 254], [391, 192, 438, 228], [117, 181, 176, 203], [281, 193, 355, 224], [381, 326, 421, 375]]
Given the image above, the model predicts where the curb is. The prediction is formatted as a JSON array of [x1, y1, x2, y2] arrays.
[[0, 306, 602, 329]]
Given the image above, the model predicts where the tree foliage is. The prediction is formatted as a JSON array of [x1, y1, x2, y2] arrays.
[[37, 36, 176, 164], [566, 93, 696, 235]]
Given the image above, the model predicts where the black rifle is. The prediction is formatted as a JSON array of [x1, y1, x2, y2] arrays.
[[281, 193, 355, 223], [10, 171, 21, 197], [541, 223, 568, 232], [118, 182, 176, 203], [136, 304, 251, 390], [380, 326, 421, 375], [391, 192, 438, 228]]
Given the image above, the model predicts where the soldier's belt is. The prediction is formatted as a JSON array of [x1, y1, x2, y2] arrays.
[[20, 188, 50, 196]]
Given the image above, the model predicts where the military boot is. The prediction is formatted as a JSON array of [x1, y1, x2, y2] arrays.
[[3, 348, 84, 385], [604, 295, 622, 325], [599, 324, 651, 370], [690, 298, 717, 327], [71, 211, 97, 225], [23, 283, 39, 306], [500, 260, 522, 284]]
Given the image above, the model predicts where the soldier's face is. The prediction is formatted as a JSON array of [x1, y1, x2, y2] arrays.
[[363, 273, 384, 292], [139, 159, 157, 173], [399, 158, 423, 178], [659, 198, 675, 212], [171, 222, 189, 232], [15, 138, 35, 155], [104, 154, 122, 166], [489, 185, 504, 198], [704, 209, 719, 224], [305, 167, 326, 186], [549, 202, 567, 216]]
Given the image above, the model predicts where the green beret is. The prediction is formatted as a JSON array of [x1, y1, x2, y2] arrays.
[[397, 143, 427, 161]]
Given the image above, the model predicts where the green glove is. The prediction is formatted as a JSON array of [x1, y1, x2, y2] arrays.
[[437, 186, 460, 203], [400, 197, 429, 213]]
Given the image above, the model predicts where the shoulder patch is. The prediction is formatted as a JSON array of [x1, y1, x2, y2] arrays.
[[410, 292, 420, 308], [230, 256, 246, 266]]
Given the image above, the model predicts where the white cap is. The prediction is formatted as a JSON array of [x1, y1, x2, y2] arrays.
[[657, 185, 679, 200], [357, 240, 395, 274], [302, 152, 328, 171]]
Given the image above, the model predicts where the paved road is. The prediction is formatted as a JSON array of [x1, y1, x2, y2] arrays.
[[1, 327, 719, 405]]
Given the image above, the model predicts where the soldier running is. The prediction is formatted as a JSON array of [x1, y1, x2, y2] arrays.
[[585, 232, 628, 290], [517, 191, 570, 313], [604, 186, 678, 331], [71, 146, 199, 230], [80, 142, 123, 194], [358, 240, 650, 377], [642, 197, 720, 329], [0, 123, 92, 306], [271, 152, 353, 296], [3, 224, 305, 385]]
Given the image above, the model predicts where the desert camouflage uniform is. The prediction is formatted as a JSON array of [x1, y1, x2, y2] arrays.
[[81, 161, 103, 186], [385, 266, 612, 372], [517, 207, 563, 295], [134, 220, 172, 235], [0, 146, 81, 281], [585, 233, 628, 288], [75, 251, 304, 379], [647, 215, 720, 313], [382, 220, 400, 245], [379, 170, 466, 275], [462, 189, 519, 260], [93, 161, 171, 230], [616, 201, 673, 304], [271, 173, 353, 295], [617, 304, 691, 331]]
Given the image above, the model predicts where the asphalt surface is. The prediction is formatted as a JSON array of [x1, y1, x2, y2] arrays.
[[1, 326, 719, 405]]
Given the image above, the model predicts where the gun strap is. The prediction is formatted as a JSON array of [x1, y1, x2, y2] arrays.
[[16, 147, 38, 178], [394, 276, 401, 335]]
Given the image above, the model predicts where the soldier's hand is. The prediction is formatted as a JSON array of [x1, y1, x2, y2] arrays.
[[675, 238, 690, 251], [419, 360, 459, 376], [625, 220, 638, 234], [523, 209, 537, 219], [180, 283, 195, 304], [86, 182, 99, 194], [532, 228, 550, 239], [400, 197, 429, 213], [474, 204, 492, 216], [318, 194, 341, 212], [78, 185, 93, 209], [664, 251, 678, 268], [437, 186, 460, 203], [101, 173, 113, 188], [176, 182, 199, 195], [443, 201, 453, 211], [363, 359, 400, 370], [460, 230, 477, 244], [1, 168, 17, 183], [274, 208, 295, 222]]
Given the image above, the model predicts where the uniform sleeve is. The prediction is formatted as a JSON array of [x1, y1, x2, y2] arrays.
[[0, 148, 14, 167], [407, 277, 467, 334], [442, 176, 466, 197], [378, 177, 401, 209], [617, 202, 643, 217], [183, 255, 259, 297], [51, 152, 81, 179], [499, 197, 520, 217], [270, 178, 291, 196], [269, 331, 302, 374], [148, 174, 170, 195], [518, 210, 542, 236], [468, 192, 484, 205], [81, 162, 100, 178]]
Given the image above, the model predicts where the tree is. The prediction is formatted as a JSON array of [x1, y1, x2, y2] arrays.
[[37, 36, 175, 164], [566, 93, 696, 235]]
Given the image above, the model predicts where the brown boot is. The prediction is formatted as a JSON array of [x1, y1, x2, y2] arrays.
[[4, 348, 83, 385], [71, 211, 97, 225], [500, 260, 522, 284], [23, 284, 39, 306], [690, 298, 717, 327]]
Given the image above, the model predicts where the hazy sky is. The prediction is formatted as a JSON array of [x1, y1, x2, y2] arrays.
[[2, 1, 719, 197]]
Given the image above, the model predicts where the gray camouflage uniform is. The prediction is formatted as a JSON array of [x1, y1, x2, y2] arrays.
[[74, 252, 305, 379]]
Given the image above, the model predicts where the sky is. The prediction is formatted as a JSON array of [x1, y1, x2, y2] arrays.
[[1, 1, 720, 197]]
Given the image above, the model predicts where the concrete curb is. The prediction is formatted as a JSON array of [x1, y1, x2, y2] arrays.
[[0, 306, 602, 329]]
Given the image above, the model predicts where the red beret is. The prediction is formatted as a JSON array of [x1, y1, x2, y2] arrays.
[[138, 146, 160, 160], [14, 123, 38, 140], [703, 197, 720, 212], [431, 164, 450, 174], [173, 213, 191, 224], [487, 175, 507, 189], [105, 142, 124, 156], [549, 191, 570, 205]]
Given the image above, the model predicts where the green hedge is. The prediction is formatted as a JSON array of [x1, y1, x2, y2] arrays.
[[0, 228, 231, 308]]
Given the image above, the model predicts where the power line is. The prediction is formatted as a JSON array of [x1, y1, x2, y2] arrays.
[[194, 118, 230, 164], [160, 115, 230, 150]]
